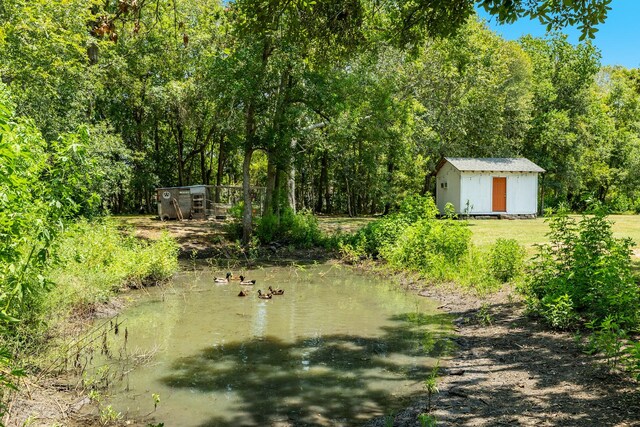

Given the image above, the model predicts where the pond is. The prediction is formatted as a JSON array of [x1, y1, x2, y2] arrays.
[[99, 264, 452, 426]]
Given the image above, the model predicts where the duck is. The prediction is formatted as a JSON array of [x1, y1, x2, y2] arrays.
[[214, 272, 232, 284], [238, 289, 250, 297], [268, 286, 284, 295], [239, 275, 256, 285], [257, 290, 272, 299]]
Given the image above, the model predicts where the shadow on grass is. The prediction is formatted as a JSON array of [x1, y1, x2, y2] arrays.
[[159, 312, 453, 426]]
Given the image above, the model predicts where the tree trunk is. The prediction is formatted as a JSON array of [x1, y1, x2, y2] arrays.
[[242, 147, 253, 245], [172, 124, 185, 186], [315, 153, 327, 213], [345, 177, 353, 217], [384, 158, 395, 214], [264, 150, 277, 215], [287, 139, 296, 213], [421, 173, 432, 196], [215, 134, 226, 203]]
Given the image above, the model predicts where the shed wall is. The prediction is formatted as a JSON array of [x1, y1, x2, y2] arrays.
[[459, 172, 538, 215], [435, 162, 461, 213]]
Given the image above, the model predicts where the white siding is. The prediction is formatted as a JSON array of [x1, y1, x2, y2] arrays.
[[458, 171, 539, 215], [435, 162, 461, 213]]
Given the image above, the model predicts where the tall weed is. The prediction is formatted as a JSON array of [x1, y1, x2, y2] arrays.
[[341, 195, 511, 293], [488, 239, 525, 283], [44, 219, 179, 319], [524, 209, 639, 329], [256, 209, 323, 247]]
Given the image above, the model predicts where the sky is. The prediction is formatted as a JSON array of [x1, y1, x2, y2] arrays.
[[477, 0, 640, 68]]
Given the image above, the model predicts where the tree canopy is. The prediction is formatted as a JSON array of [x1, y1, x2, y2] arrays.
[[0, 0, 633, 242]]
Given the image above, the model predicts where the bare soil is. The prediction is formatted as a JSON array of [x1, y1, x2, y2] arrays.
[[366, 284, 640, 427], [7, 216, 640, 426]]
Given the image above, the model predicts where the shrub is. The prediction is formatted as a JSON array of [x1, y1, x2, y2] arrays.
[[343, 195, 482, 286], [397, 195, 439, 222], [345, 195, 439, 258], [44, 219, 179, 318], [255, 209, 322, 248], [524, 210, 639, 329], [382, 218, 471, 273], [539, 294, 578, 329], [488, 239, 525, 283]]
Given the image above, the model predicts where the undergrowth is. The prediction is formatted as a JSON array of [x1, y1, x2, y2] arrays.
[[338, 196, 526, 294], [44, 219, 179, 323], [227, 203, 328, 248], [523, 209, 640, 379]]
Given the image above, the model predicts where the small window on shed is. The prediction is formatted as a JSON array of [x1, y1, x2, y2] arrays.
[[440, 182, 448, 189]]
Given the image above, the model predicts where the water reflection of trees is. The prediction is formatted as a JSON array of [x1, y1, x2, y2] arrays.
[[160, 312, 453, 426]]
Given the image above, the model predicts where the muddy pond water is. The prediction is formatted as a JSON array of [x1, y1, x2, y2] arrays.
[[101, 264, 452, 426]]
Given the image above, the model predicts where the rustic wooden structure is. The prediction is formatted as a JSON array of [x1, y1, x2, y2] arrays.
[[156, 185, 265, 220]]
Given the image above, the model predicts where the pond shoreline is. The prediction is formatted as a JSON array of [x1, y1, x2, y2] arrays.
[[7, 217, 640, 426]]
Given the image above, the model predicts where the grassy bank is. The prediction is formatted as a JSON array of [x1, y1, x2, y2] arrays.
[[7, 218, 179, 359], [44, 219, 179, 324]]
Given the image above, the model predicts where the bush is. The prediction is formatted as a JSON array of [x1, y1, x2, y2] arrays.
[[44, 219, 179, 318], [523, 210, 639, 329], [539, 294, 578, 329], [255, 209, 322, 248], [341, 195, 496, 289], [382, 218, 472, 273], [488, 239, 525, 283]]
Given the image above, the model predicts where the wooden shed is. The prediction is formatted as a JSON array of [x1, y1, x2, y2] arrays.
[[156, 185, 266, 221], [156, 186, 208, 220], [434, 157, 545, 217]]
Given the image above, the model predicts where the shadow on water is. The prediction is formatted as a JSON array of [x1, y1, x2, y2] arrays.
[[160, 312, 453, 426]]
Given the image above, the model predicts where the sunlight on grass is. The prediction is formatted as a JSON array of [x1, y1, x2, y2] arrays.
[[468, 215, 640, 253]]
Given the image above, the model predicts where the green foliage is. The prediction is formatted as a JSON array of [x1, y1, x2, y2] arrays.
[[488, 239, 525, 282], [476, 303, 494, 326], [0, 90, 100, 329], [45, 219, 179, 320], [398, 195, 439, 223], [382, 218, 471, 273], [539, 294, 578, 329], [417, 413, 437, 427], [256, 209, 323, 248], [524, 210, 640, 329], [0, 86, 166, 427], [585, 315, 627, 368], [625, 341, 640, 381], [225, 202, 246, 241], [423, 362, 440, 413], [340, 195, 509, 292]]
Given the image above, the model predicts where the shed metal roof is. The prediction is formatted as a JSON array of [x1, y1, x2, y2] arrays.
[[437, 157, 545, 173]]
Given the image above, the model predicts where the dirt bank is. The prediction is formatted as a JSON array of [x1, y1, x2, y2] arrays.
[[367, 283, 640, 427]]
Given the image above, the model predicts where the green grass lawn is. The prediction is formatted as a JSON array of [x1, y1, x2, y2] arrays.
[[468, 215, 640, 251]]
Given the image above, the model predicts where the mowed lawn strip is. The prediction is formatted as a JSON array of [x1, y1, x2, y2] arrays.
[[468, 215, 640, 251]]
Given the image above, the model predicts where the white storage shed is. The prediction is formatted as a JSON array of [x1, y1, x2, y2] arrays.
[[435, 157, 545, 217]]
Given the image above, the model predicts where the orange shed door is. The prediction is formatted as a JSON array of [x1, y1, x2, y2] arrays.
[[492, 177, 507, 212]]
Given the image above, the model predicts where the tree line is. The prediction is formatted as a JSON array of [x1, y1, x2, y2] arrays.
[[1, 0, 635, 242]]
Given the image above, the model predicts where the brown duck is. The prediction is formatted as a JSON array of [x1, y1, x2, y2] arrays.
[[257, 290, 272, 299], [268, 286, 284, 295]]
